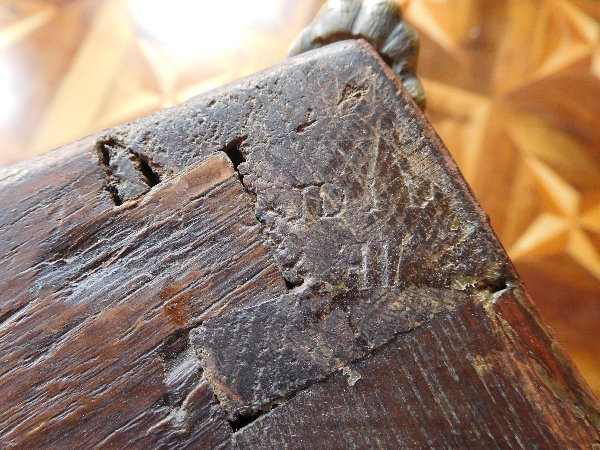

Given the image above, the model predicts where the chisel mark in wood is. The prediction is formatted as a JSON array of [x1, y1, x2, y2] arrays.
[[220, 136, 248, 183], [96, 138, 164, 206]]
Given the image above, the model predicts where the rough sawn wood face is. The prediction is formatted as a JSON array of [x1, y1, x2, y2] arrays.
[[0, 40, 598, 449]]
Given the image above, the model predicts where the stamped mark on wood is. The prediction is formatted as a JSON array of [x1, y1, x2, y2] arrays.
[[184, 65, 516, 423]]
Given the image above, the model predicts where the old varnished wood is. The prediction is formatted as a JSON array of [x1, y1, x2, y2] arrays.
[[288, 0, 426, 110], [0, 40, 599, 448], [235, 296, 596, 448], [1, 152, 282, 448]]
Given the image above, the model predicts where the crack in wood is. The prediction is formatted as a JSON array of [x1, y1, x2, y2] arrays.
[[191, 282, 513, 420]]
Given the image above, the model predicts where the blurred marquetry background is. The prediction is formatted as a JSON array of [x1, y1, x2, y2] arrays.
[[1, 0, 599, 398]]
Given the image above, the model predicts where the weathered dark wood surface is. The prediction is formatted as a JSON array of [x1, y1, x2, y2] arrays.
[[0, 40, 599, 448]]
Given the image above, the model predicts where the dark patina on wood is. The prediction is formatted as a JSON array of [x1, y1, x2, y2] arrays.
[[0, 40, 599, 448], [289, 0, 426, 109]]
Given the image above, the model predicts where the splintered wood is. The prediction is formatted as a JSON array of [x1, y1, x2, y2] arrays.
[[0, 40, 598, 449]]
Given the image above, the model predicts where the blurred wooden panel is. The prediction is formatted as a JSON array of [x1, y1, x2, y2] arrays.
[[0, 0, 328, 166], [0, 0, 598, 398]]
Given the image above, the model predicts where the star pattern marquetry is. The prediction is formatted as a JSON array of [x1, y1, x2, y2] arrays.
[[0, 0, 598, 396], [403, 0, 600, 396], [509, 151, 600, 278]]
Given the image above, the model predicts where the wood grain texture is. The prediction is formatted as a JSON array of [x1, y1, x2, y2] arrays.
[[236, 296, 599, 448], [0, 40, 598, 448], [0, 152, 284, 448], [2, 0, 599, 397]]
